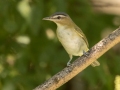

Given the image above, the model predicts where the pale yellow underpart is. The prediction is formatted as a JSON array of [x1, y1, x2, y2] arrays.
[[56, 23, 100, 67]]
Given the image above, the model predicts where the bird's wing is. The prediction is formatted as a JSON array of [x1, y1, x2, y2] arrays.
[[74, 26, 89, 47]]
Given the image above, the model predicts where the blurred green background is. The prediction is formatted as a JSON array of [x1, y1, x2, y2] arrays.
[[0, 0, 120, 90]]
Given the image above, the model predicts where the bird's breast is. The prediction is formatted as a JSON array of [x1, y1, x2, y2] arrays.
[[56, 26, 88, 56]]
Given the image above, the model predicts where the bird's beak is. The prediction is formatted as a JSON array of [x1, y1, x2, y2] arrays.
[[43, 17, 51, 20]]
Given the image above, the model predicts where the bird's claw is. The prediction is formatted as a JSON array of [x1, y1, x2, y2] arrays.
[[67, 62, 71, 66], [83, 50, 88, 57]]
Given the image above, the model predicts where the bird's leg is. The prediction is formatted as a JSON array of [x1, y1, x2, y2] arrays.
[[67, 55, 73, 66]]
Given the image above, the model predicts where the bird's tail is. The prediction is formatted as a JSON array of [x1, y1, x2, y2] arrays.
[[91, 60, 100, 67], [83, 48, 100, 67]]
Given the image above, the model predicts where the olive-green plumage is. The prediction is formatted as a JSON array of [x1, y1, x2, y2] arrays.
[[43, 12, 100, 67]]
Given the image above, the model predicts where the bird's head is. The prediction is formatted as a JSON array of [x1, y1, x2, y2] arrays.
[[43, 12, 73, 26]]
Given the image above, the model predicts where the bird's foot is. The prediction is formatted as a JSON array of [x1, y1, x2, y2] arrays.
[[67, 62, 71, 66], [83, 50, 88, 57]]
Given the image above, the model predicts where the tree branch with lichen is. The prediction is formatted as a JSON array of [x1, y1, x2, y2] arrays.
[[33, 27, 120, 90]]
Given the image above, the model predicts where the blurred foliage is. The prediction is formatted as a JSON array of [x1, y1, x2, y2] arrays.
[[0, 0, 120, 90]]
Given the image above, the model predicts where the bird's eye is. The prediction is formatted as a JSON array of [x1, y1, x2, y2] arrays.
[[57, 16, 61, 19]]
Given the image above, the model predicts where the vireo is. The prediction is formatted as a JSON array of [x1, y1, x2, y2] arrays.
[[43, 12, 100, 67]]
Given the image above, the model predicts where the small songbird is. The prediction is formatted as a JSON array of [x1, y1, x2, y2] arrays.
[[43, 12, 100, 67]]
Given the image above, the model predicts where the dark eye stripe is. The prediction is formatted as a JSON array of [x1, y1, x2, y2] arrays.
[[52, 15, 64, 19], [57, 16, 61, 19]]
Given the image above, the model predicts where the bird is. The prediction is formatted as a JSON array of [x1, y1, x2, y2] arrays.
[[43, 12, 100, 67]]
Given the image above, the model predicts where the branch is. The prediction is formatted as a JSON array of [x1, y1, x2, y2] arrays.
[[33, 27, 120, 90]]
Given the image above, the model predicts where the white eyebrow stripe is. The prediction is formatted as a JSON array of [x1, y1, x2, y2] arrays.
[[52, 15, 65, 18]]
